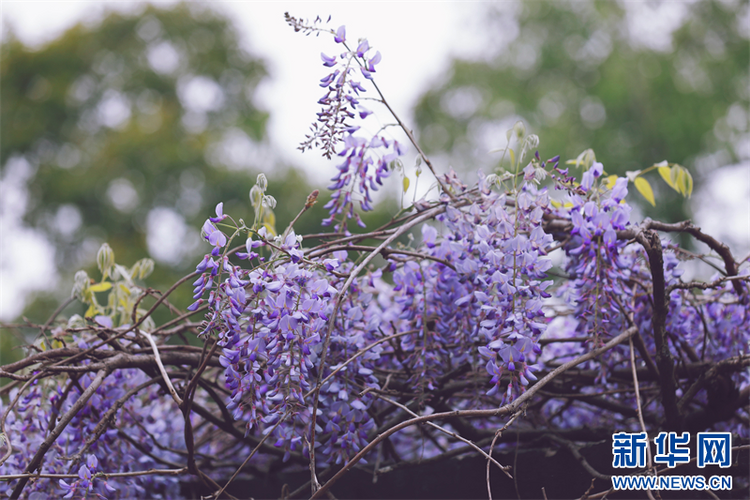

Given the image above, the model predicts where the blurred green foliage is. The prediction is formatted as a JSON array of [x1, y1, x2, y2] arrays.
[[2, 4, 269, 266], [414, 0, 748, 223], [1, 4, 396, 364]]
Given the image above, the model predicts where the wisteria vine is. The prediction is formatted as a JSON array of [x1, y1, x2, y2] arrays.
[[1, 13, 748, 500]]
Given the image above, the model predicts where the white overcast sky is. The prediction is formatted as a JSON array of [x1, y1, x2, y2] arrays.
[[0, 1, 489, 320], [1, 1, 748, 320], [1, 1, 486, 182]]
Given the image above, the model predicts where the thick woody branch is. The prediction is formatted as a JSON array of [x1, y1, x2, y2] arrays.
[[620, 219, 744, 296], [635, 227, 680, 430]]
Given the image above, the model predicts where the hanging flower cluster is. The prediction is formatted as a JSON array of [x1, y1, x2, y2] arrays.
[[1, 15, 748, 500], [285, 13, 404, 232]]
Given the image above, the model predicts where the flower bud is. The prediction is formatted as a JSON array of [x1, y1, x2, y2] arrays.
[[133, 258, 155, 280], [249, 185, 263, 208], [263, 195, 277, 209], [67, 314, 86, 328], [305, 190, 319, 208], [485, 173, 499, 188], [96, 243, 115, 279], [255, 173, 268, 192], [72, 270, 90, 300]]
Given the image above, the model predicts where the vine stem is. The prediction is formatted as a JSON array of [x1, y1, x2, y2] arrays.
[[368, 78, 451, 197], [372, 391, 514, 478], [309, 326, 637, 499], [0, 467, 188, 481], [630, 336, 657, 500], [10, 369, 110, 499], [307, 202, 452, 492], [141, 329, 182, 405]]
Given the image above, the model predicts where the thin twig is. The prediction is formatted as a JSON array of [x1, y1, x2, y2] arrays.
[[545, 434, 611, 481], [283, 190, 320, 238], [308, 203, 452, 492], [486, 412, 521, 500], [33, 295, 75, 347], [373, 391, 513, 478], [308, 244, 456, 271], [213, 409, 292, 500], [310, 326, 638, 499], [140, 329, 182, 405], [629, 337, 656, 500], [0, 467, 188, 481], [10, 368, 110, 499]]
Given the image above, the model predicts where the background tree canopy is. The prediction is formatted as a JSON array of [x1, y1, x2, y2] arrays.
[[1, 4, 396, 353], [3, 3, 267, 269], [413, 0, 748, 224]]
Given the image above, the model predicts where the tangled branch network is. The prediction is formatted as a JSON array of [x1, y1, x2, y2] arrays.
[[1, 13, 748, 500]]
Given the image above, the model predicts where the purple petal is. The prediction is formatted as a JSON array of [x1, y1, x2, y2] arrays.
[[334, 25, 346, 43], [367, 51, 381, 71], [94, 315, 113, 329], [356, 39, 369, 57], [321, 52, 336, 67]]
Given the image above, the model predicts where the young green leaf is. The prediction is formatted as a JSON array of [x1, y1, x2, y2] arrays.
[[675, 167, 688, 197], [670, 164, 680, 189], [565, 148, 596, 169], [88, 282, 113, 293], [634, 177, 656, 206], [658, 165, 675, 190]]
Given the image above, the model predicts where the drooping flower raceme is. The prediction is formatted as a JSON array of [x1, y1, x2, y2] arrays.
[[286, 14, 405, 232], [2, 16, 748, 500]]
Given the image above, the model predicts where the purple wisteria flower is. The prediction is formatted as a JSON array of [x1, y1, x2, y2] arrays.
[[202, 219, 227, 256], [334, 25, 346, 43], [9, 15, 750, 500]]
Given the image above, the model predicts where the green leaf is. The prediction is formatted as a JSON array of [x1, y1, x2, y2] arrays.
[[84, 304, 98, 318], [88, 282, 113, 293], [262, 210, 276, 236], [566, 149, 595, 169], [670, 164, 680, 189], [658, 166, 675, 189], [634, 177, 656, 206], [685, 169, 693, 197], [675, 167, 688, 197], [673, 164, 692, 197]]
